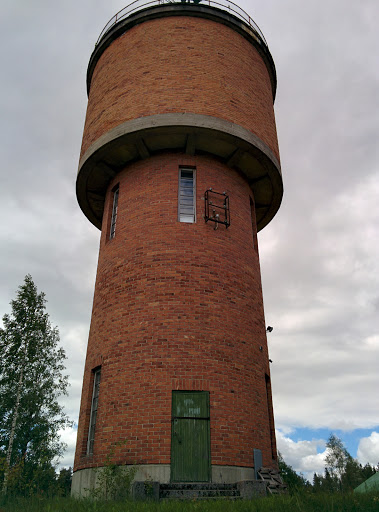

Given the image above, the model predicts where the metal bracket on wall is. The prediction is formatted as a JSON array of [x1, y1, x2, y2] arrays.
[[204, 189, 230, 229]]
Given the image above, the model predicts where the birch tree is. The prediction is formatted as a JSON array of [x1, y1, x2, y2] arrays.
[[0, 275, 71, 495]]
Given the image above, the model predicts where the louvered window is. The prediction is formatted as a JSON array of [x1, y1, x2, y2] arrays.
[[87, 368, 101, 455], [179, 169, 195, 223]]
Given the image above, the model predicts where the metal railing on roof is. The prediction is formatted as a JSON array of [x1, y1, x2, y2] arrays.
[[95, 0, 267, 47]]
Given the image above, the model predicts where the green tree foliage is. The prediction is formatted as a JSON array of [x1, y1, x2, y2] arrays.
[[0, 275, 72, 496], [278, 451, 310, 494], [56, 467, 73, 497], [312, 472, 322, 492], [325, 434, 352, 482], [361, 462, 377, 482], [313, 434, 377, 493]]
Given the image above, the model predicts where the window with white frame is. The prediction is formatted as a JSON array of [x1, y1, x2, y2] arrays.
[[109, 186, 119, 240], [87, 368, 101, 455], [178, 168, 195, 223]]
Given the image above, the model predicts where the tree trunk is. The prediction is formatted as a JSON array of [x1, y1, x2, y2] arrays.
[[2, 366, 24, 495]]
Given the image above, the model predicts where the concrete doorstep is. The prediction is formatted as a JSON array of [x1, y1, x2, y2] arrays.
[[132, 480, 267, 501]]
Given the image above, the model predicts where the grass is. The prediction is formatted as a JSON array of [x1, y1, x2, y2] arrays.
[[1, 492, 379, 512]]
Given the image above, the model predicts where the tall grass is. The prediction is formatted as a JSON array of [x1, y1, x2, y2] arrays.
[[1, 492, 379, 512]]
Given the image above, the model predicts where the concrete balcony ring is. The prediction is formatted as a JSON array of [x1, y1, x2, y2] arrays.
[[76, 113, 283, 232]]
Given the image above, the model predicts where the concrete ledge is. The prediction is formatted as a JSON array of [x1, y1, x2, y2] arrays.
[[76, 113, 283, 233]]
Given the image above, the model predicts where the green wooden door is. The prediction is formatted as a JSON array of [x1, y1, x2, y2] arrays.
[[171, 391, 210, 482]]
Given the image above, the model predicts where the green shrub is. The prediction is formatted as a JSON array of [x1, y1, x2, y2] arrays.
[[84, 441, 137, 501], [1, 489, 379, 511]]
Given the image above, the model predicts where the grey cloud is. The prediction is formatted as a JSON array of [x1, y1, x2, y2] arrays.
[[0, 0, 378, 473]]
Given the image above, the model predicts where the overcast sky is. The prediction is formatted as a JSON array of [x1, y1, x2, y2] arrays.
[[0, 0, 378, 481]]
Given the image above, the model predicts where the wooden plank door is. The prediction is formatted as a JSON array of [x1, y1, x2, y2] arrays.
[[171, 391, 210, 482]]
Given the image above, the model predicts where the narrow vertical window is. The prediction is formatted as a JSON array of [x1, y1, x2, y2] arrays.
[[87, 368, 101, 455], [109, 186, 119, 239], [265, 374, 277, 460], [179, 168, 195, 223], [250, 198, 258, 252]]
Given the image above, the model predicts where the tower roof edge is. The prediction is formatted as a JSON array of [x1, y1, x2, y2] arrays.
[[86, 2, 277, 101]]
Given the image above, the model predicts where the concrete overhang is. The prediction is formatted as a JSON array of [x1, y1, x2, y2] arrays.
[[76, 113, 283, 232]]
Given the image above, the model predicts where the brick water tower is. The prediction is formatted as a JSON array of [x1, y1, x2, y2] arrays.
[[72, 0, 283, 496]]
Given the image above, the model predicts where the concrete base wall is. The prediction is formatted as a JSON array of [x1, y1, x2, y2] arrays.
[[71, 464, 254, 497], [212, 465, 254, 483]]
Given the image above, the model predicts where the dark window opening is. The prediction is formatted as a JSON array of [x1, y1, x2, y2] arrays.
[[250, 197, 258, 251], [109, 186, 119, 239], [265, 374, 277, 461], [87, 368, 101, 455]]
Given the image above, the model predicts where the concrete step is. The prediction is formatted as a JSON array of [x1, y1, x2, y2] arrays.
[[161, 483, 238, 490], [160, 482, 240, 500]]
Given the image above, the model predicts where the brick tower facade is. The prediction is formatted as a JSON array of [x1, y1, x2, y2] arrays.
[[72, 0, 283, 495]]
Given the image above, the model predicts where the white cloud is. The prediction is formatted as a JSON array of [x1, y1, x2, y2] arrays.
[[57, 427, 78, 469], [276, 430, 326, 481], [357, 432, 379, 467]]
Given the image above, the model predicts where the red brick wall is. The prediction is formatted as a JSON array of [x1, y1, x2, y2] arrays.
[[80, 15, 279, 162], [74, 153, 277, 472]]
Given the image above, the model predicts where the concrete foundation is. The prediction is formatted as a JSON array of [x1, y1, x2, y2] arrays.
[[71, 464, 255, 497], [212, 465, 254, 483]]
